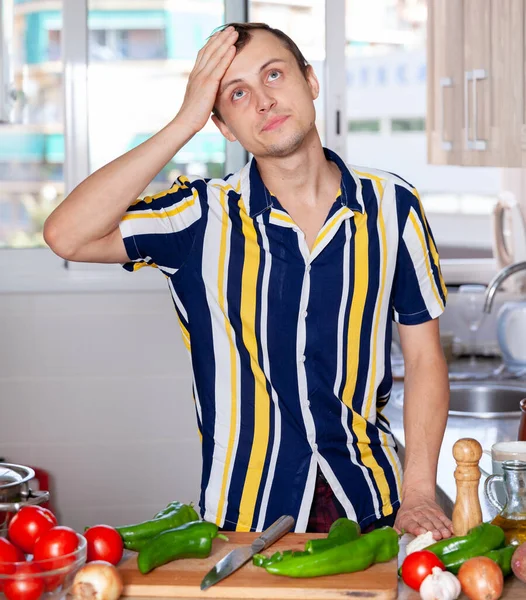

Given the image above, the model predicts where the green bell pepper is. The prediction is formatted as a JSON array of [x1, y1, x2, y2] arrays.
[[256, 526, 399, 578], [426, 522, 506, 574], [304, 518, 361, 553], [137, 520, 228, 574], [484, 545, 515, 577], [116, 501, 199, 551]]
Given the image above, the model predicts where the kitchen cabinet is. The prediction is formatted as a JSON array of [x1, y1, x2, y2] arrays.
[[427, 0, 464, 165], [427, 0, 525, 167]]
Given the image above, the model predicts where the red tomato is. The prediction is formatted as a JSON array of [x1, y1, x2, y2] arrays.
[[84, 525, 123, 565], [0, 538, 20, 591], [401, 550, 445, 591], [13, 546, 25, 562], [7, 506, 56, 554], [32, 507, 57, 527], [32, 526, 78, 562], [3, 563, 44, 600]]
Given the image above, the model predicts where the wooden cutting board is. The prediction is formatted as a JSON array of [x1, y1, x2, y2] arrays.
[[119, 532, 398, 599]]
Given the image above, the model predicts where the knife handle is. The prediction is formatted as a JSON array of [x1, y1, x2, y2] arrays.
[[254, 515, 295, 551]]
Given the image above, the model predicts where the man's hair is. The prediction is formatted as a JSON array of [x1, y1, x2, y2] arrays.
[[212, 22, 310, 121]]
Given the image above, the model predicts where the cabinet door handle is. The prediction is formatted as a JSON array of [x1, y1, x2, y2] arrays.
[[464, 70, 472, 149], [439, 77, 453, 151], [472, 69, 488, 151], [465, 69, 488, 151]]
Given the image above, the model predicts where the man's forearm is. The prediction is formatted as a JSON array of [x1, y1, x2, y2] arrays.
[[401, 351, 449, 497], [44, 117, 197, 257]]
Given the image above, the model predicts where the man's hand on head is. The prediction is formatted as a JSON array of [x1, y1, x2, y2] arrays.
[[175, 26, 238, 135]]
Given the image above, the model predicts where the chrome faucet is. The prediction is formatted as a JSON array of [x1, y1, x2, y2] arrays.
[[483, 261, 526, 313]]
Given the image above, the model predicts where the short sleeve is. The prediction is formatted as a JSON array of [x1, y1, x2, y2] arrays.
[[119, 175, 206, 276], [391, 183, 447, 325]]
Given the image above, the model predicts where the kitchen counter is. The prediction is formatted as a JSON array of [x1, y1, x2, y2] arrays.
[[385, 364, 526, 598], [383, 379, 522, 522], [119, 362, 526, 599], [119, 579, 526, 600]]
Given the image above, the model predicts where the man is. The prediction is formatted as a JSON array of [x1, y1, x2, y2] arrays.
[[44, 23, 453, 539]]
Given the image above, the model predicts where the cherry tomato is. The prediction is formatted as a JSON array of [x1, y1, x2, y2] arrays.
[[7, 506, 57, 554], [33, 526, 78, 593], [0, 538, 20, 591], [32, 526, 78, 562], [3, 563, 44, 600], [13, 546, 25, 562], [401, 550, 445, 591], [84, 525, 123, 565], [32, 507, 57, 526]]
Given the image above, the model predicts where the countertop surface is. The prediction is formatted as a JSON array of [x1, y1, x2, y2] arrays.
[[384, 360, 525, 522], [386, 360, 526, 597]]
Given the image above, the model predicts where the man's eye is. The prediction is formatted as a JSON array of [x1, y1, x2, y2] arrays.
[[232, 89, 245, 100], [268, 70, 281, 81]]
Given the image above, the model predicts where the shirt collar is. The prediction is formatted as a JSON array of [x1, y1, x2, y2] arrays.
[[240, 148, 365, 219]]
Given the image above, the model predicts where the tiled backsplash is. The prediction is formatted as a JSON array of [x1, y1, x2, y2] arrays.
[[0, 290, 201, 531]]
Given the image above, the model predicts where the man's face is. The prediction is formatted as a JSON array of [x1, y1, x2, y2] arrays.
[[212, 30, 319, 159]]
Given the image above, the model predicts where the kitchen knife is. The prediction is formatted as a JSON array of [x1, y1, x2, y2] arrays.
[[200, 514, 295, 591]]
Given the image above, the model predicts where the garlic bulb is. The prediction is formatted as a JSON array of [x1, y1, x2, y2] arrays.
[[406, 531, 435, 555], [419, 567, 461, 600]]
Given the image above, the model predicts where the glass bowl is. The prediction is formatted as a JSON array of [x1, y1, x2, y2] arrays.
[[0, 533, 87, 600]]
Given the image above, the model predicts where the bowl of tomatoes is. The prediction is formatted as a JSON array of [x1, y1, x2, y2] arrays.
[[0, 506, 87, 600]]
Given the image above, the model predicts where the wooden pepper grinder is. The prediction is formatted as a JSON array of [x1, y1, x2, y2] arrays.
[[452, 438, 483, 536]]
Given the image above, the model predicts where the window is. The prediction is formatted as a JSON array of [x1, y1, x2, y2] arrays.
[[349, 119, 381, 133], [0, 1, 64, 249], [391, 117, 425, 132], [87, 2, 226, 198], [89, 29, 168, 61]]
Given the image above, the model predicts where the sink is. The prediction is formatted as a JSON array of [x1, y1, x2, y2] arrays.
[[392, 382, 526, 418]]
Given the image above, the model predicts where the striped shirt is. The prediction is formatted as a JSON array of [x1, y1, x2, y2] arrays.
[[119, 148, 447, 532]]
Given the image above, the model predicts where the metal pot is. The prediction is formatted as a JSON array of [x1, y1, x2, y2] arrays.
[[0, 463, 50, 537]]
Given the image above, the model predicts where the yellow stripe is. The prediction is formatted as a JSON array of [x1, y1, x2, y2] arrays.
[[123, 190, 197, 221], [411, 190, 447, 299], [130, 178, 190, 206], [236, 203, 270, 531], [342, 207, 393, 517], [270, 210, 295, 225], [380, 430, 403, 494], [409, 210, 445, 312], [354, 170, 386, 187], [341, 210, 368, 407], [216, 189, 239, 526], [177, 315, 191, 352], [132, 262, 148, 271], [312, 207, 350, 252]]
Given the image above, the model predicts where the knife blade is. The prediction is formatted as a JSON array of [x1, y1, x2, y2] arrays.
[[200, 514, 295, 591]]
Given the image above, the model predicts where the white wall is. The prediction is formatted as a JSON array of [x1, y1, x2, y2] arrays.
[[0, 286, 201, 532]]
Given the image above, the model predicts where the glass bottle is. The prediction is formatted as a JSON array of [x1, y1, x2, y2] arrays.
[[485, 459, 526, 545]]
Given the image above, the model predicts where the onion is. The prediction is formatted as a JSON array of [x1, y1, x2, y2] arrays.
[[457, 557, 503, 600], [71, 560, 123, 600]]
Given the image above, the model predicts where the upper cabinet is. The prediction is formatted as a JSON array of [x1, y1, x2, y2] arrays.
[[427, 0, 525, 167]]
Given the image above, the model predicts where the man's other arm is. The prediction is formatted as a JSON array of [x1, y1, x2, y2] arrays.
[[394, 318, 453, 540]]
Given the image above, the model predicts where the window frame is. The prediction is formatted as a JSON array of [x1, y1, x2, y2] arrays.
[[0, 0, 500, 294]]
